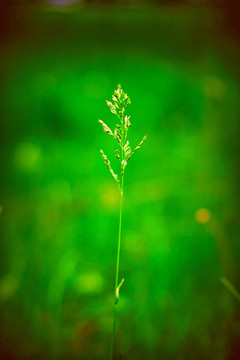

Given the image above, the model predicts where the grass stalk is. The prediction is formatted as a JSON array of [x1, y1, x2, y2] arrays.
[[98, 85, 146, 359], [110, 175, 124, 360], [221, 277, 240, 302]]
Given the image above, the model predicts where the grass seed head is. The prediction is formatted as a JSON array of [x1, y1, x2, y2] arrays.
[[99, 85, 147, 188], [98, 119, 113, 136]]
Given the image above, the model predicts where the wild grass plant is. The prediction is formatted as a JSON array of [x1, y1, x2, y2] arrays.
[[98, 85, 147, 359]]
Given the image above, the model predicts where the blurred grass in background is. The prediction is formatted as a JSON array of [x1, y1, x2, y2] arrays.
[[0, 1, 240, 359]]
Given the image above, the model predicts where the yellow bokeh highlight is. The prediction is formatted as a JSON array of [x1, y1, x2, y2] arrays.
[[195, 208, 211, 224], [0, 275, 19, 301], [74, 271, 103, 294], [14, 143, 42, 173], [100, 183, 119, 210]]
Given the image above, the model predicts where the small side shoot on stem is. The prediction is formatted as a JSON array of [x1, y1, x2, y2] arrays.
[[98, 84, 147, 360]]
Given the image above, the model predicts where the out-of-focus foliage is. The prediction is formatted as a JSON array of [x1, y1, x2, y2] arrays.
[[0, 2, 240, 360]]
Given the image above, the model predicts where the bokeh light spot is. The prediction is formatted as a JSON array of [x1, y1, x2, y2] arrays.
[[44, 0, 81, 6], [14, 143, 42, 173], [100, 183, 119, 210], [0, 275, 19, 301], [74, 271, 103, 294], [203, 76, 226, 99], [195, 208, 211, 224]]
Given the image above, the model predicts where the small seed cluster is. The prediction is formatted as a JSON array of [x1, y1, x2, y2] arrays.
[[99, 85, 147, 190]]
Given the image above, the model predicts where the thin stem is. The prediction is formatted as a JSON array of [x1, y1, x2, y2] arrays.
[[109, 302, 117, 360], [110, 174, 124, 360], [221, 277, 240, 302]]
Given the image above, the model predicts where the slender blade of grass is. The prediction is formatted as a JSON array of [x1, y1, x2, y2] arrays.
[[110, 177, 124, 360]]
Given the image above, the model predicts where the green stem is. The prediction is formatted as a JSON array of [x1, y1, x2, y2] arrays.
[[110, 175, 124, 360], [109, 304, 117, 360]]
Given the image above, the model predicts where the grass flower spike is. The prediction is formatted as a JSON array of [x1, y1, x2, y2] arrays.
[[98, 85, 147, 359]]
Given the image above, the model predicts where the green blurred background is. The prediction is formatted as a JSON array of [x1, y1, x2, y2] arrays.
[[0, 1, 240, 359]]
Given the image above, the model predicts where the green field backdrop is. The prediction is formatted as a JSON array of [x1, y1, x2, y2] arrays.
[[0, 2, 240, 359]]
